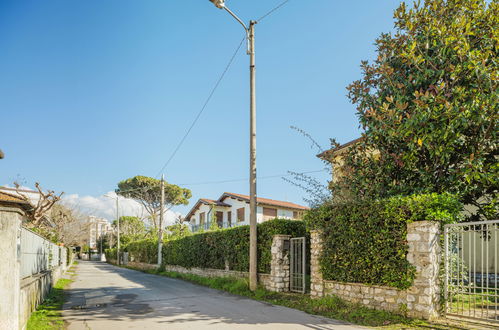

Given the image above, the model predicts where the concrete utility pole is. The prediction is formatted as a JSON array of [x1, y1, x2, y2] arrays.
[[248, 20, 258, 292], [104, 193, 121, 265], [116, 197, 120, 265], [157, 175, 165, 268], [99, 223, 103, 261], [209, 0, 258, 291]]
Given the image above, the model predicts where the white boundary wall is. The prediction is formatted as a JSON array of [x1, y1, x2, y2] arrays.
[[0, 206, 72, 330]]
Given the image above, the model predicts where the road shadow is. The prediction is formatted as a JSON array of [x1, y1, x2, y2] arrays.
[[63, 261, 358, 329]]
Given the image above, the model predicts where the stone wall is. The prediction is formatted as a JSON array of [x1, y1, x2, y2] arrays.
[[269, 235, 290, 292], [120, 261, 272, 290], [310, 221, 441, 320]]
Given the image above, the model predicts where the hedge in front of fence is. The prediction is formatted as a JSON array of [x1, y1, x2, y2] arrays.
[[126, 239, 158, 264], [306, 193, 462, 290], [104, 248, 117, 261], [162, 219, 307, 274]]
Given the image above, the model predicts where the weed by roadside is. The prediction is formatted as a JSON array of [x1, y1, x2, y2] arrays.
[[26, 278, 73, 330]]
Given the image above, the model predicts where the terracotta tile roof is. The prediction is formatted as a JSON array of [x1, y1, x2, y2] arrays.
[[220, 192, 309, 210], [199, 199, 231, 207], [0, 191, 29, 204]]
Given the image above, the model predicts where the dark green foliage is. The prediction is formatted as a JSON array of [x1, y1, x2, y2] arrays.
[[330, 0, 498, 221], [306, 193, 462, 289], [116, 175, 191, 229], [126, 239, 158, 264], [104, 248, 117, 261], [162, 219, 307, 273]]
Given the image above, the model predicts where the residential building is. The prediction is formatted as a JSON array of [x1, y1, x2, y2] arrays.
[[84, 216, 112, 250], [317, 137, 364, 183], [185, 192, 309, 232]]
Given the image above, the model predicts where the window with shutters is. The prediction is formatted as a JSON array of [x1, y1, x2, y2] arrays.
[[237, 208, 245, 222], [227, 211, 232, 225], [199, 212, 206, 225], [293, 211, 304, 219], [263, 207, 277, 221]]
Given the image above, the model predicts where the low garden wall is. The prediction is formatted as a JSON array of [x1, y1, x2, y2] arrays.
[[307, 193, 461, 320], [311, 222, 440, 319], [120, 260, 273, 290], [19, 251, 73, 329], [107, 223, 300, 293]]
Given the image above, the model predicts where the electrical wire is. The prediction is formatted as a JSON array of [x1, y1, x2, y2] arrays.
[[155, 37, 246, 178], [256, 0, 291, 23], [177, 169, 327, 186], [154, 1, 292, 178]]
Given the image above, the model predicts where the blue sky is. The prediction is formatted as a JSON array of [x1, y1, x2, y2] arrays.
[[0, 0, 403, 218]]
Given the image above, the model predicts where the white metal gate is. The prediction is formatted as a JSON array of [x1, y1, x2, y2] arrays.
[[290, 237, 306, 293], [444, 220, 499, 324]]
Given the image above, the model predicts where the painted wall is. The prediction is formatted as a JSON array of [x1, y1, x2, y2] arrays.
[[188, 196, 301, 229]]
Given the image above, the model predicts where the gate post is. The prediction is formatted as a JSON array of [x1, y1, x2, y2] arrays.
[[310, 230, 324, 298], [270, 235, 291, 292], [406, 221, 440, 319]]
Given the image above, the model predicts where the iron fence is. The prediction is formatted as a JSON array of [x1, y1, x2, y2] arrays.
[[290, 237, 306, 293], [190, 221, 244, 233], [444, 220, 499, 324]]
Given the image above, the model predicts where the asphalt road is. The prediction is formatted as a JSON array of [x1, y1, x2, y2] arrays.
[[63, 261, 365, 330]]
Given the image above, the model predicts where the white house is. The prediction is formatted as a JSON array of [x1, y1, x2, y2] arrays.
[[185, 192, 309, 232]]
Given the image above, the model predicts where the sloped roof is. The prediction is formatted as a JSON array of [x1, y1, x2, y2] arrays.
[[0, 191, 29, 204], [199, 199, 231, 207], [220, 192, 309, 210], [184, 198, 232, 222], [317, 137, 363, 160]]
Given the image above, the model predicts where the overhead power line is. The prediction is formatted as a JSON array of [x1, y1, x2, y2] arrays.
[[178, 169, 327, 186], [257, 0, 291, 23], [155, 37, 246, 178]]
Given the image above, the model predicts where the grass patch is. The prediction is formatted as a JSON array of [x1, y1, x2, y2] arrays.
[[132, 267, 471, 329], [26, 278, 73, 330]]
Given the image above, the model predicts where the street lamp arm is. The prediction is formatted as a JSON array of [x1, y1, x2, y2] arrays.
[[223, 6, 248, 32]]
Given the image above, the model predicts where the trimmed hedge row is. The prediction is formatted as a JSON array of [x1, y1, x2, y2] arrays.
[[104, 247, 117, 261], [162, 219, 307, 273], [306, 193, 462, 290], [126, 239, 158, 264]]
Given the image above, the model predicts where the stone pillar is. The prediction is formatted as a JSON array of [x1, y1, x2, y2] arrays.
[[0, 207, 22, 330], [406, 221, 440, 320], [310, 230, 324, 298], [270, 235, 290, 292]]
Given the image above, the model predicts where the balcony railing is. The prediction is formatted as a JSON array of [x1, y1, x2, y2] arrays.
[[190, 221, 245, 233]]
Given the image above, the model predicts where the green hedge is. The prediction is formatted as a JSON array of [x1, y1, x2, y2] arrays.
[[306, 193, 461, 290], [126, 239, 158, 264], [163, 219, 307, 273], [104, 247, 117, 261]]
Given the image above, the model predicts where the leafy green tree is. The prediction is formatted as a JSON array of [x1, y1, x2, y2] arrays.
[[330, 0, 498, 221], [165, 223, 191, 239], [116, 176, 191, 229], [112, 216, 149, 244]]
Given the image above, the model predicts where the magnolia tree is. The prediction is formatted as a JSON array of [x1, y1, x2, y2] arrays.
[[329, 0, 498, 221], [116, 176, 191, 230]]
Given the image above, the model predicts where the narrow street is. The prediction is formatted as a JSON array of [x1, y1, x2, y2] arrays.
[[63, 261, 365, 329]]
